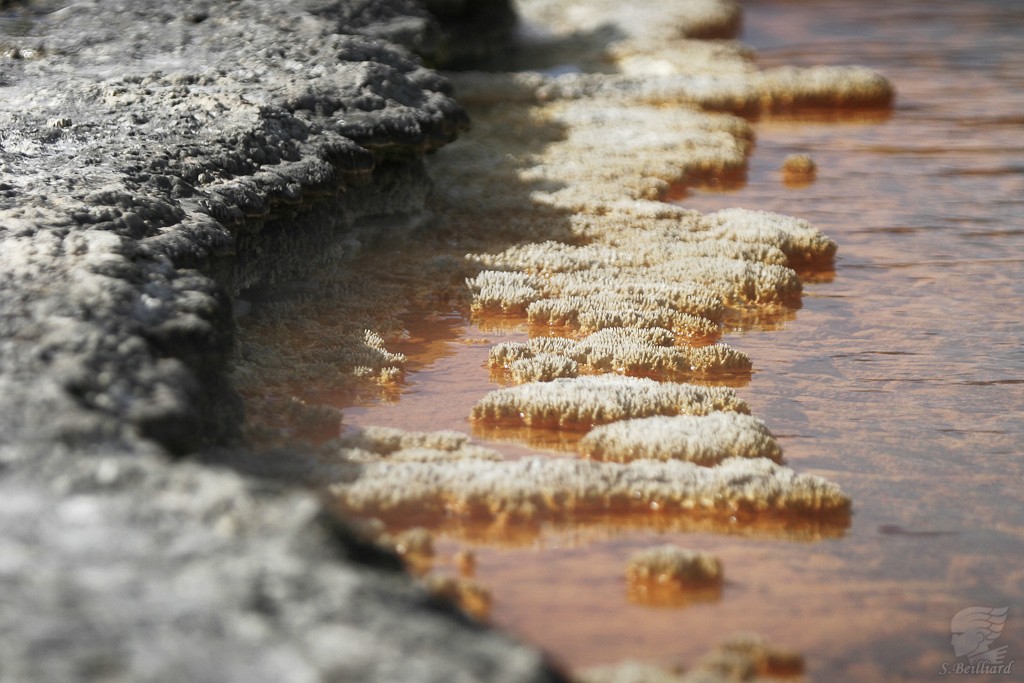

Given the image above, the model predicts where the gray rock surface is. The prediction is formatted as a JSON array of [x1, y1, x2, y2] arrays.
[[0, 0, 469, 453], [0, 450, 559, 683], [0, 0, 563, 681]]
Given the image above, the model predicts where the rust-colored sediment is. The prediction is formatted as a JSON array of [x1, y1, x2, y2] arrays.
[[234, 0, 1024, 680]]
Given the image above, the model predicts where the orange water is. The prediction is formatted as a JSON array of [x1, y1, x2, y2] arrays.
[[338, 1, 1024, 679]]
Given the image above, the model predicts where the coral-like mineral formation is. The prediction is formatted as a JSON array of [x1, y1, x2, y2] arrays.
[[490, 328, 750, 382], [580, 413, 783, 465], [625, 546, 724, 588], [471, 375, 749, 428], [330, 454, 851, 522]]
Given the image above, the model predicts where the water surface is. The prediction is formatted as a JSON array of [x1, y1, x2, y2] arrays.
[[343, 1, 1024, 679]]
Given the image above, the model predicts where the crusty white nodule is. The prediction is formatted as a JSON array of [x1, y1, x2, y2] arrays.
[[471, 375, 749, 428], [490, 327, 750, 382], [625, 546, 723, 587], [581, 412, 782, 465], [330, 456, 851, 521]]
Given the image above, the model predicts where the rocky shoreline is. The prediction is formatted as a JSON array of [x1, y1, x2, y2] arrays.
[[0, 1, 564, 681], [0, 1, 894, 681]]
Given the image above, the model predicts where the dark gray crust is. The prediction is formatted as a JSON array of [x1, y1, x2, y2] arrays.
[[0, 1, 563, 681], [0, 0, 469, 453]]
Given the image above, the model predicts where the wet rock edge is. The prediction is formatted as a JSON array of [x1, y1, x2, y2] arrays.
[[0, 1, 566, 681]]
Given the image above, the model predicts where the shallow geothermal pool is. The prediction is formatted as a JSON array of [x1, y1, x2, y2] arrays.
[[322, 1, 1024, 679]]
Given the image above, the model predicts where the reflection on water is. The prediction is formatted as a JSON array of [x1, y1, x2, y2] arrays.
[[342, 1, 1023, 679], [626, 583, 723, 610], [667, 1, 1024, 679], [343, 502, 851, 550]]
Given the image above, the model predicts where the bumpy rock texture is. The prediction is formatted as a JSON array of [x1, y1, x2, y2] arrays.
[[330, 454, 851, 523], [488, 328, 751, 383], [625, 546, 723, 587], [0, 0, 471, 455], [580, 413, 782, 465], [0, 452, 556, 683], [471, 375, 749, 427], [624, 545, 723, 606], [0, 0, 564, 681]]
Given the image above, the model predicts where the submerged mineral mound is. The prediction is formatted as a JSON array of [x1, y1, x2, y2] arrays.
[[624, 546, 724, 605], [420, 0, 864, 564], [489, 328, 751, 383], [330, 450, 851, 523], [581, 413, 783, 465], [625, 546, 724, 588], [471, 375, 750, 428]]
